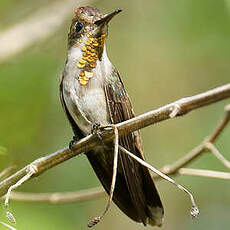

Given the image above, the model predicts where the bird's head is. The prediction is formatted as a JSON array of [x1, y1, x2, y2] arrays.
[[67, 7, 121, 85], [68, 7, 121, 57]]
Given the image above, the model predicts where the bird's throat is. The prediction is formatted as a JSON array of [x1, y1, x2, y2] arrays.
[[73, 33, 107, 86]]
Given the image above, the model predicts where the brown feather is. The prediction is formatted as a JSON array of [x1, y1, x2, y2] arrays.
[[102, 68, 163, 225]]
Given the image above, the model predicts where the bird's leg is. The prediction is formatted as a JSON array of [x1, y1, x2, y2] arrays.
[[88, 126, 119, 227]]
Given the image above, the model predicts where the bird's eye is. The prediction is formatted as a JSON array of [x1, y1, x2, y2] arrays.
[[75, 22, 83, 33]]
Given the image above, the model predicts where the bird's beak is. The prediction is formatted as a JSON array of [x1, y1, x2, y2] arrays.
[[92, 9, 122, 60], [94, 9, 122, 26]]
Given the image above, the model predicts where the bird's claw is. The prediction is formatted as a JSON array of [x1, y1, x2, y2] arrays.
[[91, 122, 115, 143], [69, 136, 79, 150], [91, 122, 103, 141]]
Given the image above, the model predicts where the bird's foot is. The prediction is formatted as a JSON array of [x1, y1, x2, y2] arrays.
[[91, 122, 114, 139], [91, 122, 103, 141], [69, 136, 79, 150], [91, 123, 116, 145]]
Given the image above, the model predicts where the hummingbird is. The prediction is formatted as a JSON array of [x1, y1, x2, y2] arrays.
[[60, 6, 164, 227]]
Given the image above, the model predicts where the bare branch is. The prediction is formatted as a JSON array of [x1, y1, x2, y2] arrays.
[[88, 126, 119, 227], [0, 221, 17, 230], [4, 165, 38, 224], [5, 167, 230, 204], [159, 103, 230, 176], [119, 146, 199, 217], [0, 84, 230, 199], [205, 142, 230, 168], [3, 101, 230, 204], [0, 0, 91, 62], [178, 168, 230, 179], [5, 187, 105, 204]]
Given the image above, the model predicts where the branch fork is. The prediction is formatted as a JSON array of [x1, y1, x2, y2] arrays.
[[1, 84, 230, 226]]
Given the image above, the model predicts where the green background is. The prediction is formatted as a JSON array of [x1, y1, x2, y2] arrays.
[[0, 0, 230, 229]]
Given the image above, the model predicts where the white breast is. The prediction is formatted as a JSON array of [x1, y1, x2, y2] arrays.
[[62, 45, 113, 135]]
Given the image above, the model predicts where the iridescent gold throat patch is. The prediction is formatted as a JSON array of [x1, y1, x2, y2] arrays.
[[76, 33, 106, 85]]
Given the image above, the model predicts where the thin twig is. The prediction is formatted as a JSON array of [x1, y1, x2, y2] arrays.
[[4, 164, 38, 224], [119, 146, 199, 217], [4, 165, 37, 209], [159, 103, 230, 176], [0, 84, 230, 198], [205, 142, 230, 169], [2, 102, 230, 205], [88, 127, 119, 227], [5, 187, 105, 204], [0, 221, 17, 230], [178, 168, 230, 179], [5, 167, 230, 204]]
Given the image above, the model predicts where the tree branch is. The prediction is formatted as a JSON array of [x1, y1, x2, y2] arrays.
[[158, 103, 230, 177], [6, 187, 105, 204], [0, 0, 91, 63], [0, 166, 16, 181], [0, 221, 17, 230], [0, 84, 230, 198], [178, 168, 230, 179]]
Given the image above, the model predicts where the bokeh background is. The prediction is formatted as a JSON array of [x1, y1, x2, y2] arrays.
[[0, 0, 230, 229]]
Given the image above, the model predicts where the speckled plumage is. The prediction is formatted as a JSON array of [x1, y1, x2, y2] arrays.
[[60, 6, 164, 226]]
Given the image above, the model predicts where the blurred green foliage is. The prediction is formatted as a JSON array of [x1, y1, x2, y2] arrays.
[[0, 0, 230, 229], [0, 146, 7, 156]]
